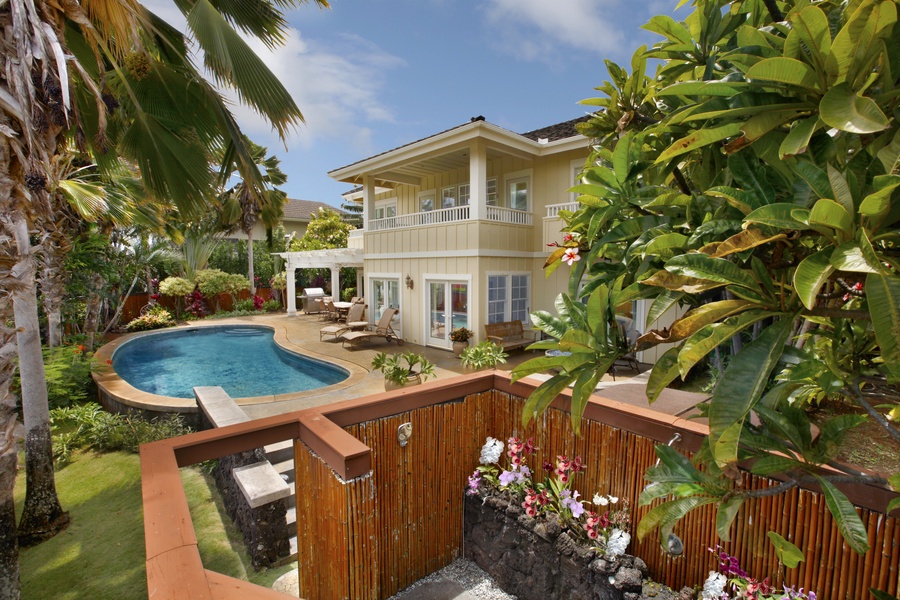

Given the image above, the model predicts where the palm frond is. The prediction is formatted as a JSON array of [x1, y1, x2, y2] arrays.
[[184, 0, 304, 140], [119, 113, 215, 217]]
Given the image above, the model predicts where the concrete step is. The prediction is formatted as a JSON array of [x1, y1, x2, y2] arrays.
[[264, 440, 294, 464]]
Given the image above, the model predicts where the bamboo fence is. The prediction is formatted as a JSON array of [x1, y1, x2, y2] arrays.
[[293, 388, 899, 600]]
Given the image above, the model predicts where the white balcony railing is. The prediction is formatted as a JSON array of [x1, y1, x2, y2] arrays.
[[367, 204, 534, 231], [486, 205, 532, 226], [369, 205, 469, 231], [545, 201, 579, 218]]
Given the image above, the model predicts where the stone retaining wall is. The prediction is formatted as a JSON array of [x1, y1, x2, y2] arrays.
[[464, 494, 690, 600], [199, 410, 290, 570]]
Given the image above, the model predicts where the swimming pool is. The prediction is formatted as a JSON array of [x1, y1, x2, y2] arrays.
[[112, 325, 349, 399]]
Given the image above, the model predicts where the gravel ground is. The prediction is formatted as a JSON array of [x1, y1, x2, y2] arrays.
[[387, 558, 516, 600]]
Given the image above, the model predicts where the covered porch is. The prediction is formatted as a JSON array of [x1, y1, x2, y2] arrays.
[[277, 248, 364, 316]]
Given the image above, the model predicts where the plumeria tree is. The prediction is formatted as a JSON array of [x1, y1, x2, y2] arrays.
[[513, 0, 899, 570]]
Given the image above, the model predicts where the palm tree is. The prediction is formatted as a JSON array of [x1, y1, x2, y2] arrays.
[[0, 0, 328, 593], [220, 140, 288, 295]]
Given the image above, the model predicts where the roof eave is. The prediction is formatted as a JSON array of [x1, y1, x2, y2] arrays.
[[328, 121, 547, 185]]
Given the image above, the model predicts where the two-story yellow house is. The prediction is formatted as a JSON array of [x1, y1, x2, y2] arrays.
[[301, 115, 589, 351]]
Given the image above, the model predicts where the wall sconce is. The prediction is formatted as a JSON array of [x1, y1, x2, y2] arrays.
[[405, 274, 414, 290]]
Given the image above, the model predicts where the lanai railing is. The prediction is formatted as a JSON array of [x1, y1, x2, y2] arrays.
[[545, 201, 579, 218], [367, 204, 532, 231], [141, 371, 899, 600]]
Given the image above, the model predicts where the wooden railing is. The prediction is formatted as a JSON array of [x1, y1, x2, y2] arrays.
[[141, 372, 900, 600]]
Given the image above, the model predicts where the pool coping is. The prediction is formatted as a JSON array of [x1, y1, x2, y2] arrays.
[[93, 321, 368, 416]]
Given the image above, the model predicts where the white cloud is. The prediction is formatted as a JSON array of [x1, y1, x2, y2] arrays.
[[221, 30, 402, 156], [141, 0, 401, 155], [482, 0, 629, 59]]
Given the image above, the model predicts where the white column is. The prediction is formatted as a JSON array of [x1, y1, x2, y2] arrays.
[[286, 265, 297, 315], [469, 139, 487, 221], [356, 269, 364, 299], [363, 175, 375, 232], [331, 267, 340, 301]]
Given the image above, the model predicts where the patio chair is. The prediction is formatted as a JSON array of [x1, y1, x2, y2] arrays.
[[319, 303, 367, 342], [341, 307, 404, 349], [320, 298, 340, 322]]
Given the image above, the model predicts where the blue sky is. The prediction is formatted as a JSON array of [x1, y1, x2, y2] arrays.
[[151, 0, 677, 208]]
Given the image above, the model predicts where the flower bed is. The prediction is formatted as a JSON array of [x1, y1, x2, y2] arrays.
[[464, 492, 667, 600], [463, 436, 690, 600]]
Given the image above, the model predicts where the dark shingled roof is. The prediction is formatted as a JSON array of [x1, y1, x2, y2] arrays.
[[518, 115, 592, 142], [282, 199, 343, 220]]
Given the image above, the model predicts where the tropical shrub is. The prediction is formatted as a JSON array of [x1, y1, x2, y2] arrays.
[[460, 340, 508, 369], [262, 299, 282, 312], [233, 299, 256, 312], [125, 306, 176, 332], [450, 327, 473, 343], [513, 0, 900, 560], [158, 276, 194, 298], [50, 403, 192, 464], [26, 346, 96, 409], [270, 272, 287, 291], [371, 351, 436, 386], [194, 269, 250, 311]]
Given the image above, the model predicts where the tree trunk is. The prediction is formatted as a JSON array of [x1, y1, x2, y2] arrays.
[[38, 229, 69, 348], [101, 271, 140, 338], [82, 273, 103, 352], [11, 213, 69, 546], [247, 228, 256, 295], [0, 292, 21, 600]]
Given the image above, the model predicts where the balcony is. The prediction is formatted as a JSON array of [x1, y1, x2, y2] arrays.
[[368, 205, 532, 232], [543, 201, 579, 249]]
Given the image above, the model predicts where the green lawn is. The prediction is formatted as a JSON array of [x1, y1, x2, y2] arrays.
[[14, 450, 294, 599]]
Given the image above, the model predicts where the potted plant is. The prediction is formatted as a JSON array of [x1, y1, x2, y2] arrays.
[[372, 351, 436, 391], [459, 340, 508, 370], [449, 327, 473, 357]]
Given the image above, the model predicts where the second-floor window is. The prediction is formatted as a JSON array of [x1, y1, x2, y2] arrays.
[[442, 186, 457, 208], [508, 177, 529, 211], [374, 201, 396, 219], [420, 193, 435, 212], [486, 178, 498, 206]]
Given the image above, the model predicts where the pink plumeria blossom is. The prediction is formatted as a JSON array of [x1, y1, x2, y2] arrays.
[[562, 247, 581, 266]]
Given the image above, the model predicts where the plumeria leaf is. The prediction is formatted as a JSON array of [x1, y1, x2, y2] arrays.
[[794, 249, 835, 310], [716, 496, 743, 542], [767, 531, 805, 568], [646, 347, 681, 404], [866, 274, 900, 383], [637, 496, 717, 541], [814, 475, 870, 554]]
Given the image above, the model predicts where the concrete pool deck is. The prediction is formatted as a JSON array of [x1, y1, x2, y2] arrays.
[[95, 311, 707, 422]]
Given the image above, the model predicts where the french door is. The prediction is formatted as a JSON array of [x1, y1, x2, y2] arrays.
[[426, 280, 469, 348]]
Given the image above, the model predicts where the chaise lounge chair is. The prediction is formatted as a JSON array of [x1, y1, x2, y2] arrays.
[[319, 303, 367, 342], [341, 307, 404, 349]]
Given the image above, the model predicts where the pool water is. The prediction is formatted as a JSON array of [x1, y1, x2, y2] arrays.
[[113, 326, 348, 399]]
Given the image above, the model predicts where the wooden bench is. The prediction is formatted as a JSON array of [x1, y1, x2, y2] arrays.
[[485, 321, 538, 352]]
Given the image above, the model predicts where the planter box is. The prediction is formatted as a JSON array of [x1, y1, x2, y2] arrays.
[[464, 493, 686, 600]]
